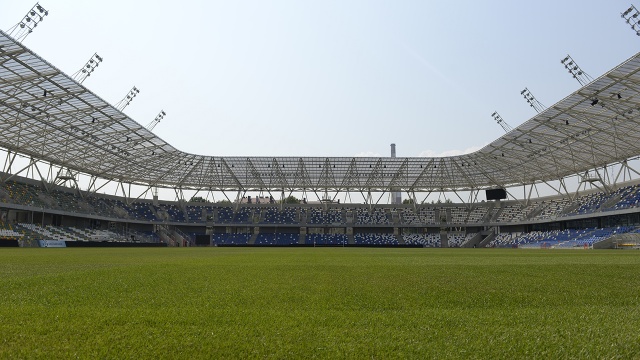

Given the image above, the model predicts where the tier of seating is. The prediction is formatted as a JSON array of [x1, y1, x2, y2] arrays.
[[305, 233, 348, 245], [532, 199, 572, 220], [255, 233, 299, 245], [607, 185, 640, 211], [212, 233, 250, 245], [448, 233, 476, 247], [5, 179, 640, 228], [466, 208, 487, 223], [553, 227, 624, 248], [356, 208, 390, 225], [186, 205, 208, 223], [0, 221, 23, 240], [262, 207, 298, 224], [568, 192, 612, 216], [156, 204, 186, 222], [15, 223, 125, 242], [488, 233, 523, 248], [354, 233, 398, 246], [449, 208, 467, 224], [402, 233, 440, 247], [417, 208, 436, 224], [217, 207, 256, 224], [308, 208, 343, 224], [496, 204, 533, 223], [400, 209, 421, 225], [490, 226, 636, 249]]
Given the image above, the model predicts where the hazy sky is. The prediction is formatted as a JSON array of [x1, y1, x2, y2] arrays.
[[2, 0, 638, 158]]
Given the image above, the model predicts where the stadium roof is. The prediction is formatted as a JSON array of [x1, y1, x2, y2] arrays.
[[2, 30, 640, 193]]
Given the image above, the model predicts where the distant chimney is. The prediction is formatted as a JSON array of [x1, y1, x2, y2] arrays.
[[390, 143, 401, 204]]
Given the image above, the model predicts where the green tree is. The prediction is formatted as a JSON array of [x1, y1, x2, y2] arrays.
[[402, 198, 414, 204], [282, 195, 300, 204], [190, 196, 209, 203]]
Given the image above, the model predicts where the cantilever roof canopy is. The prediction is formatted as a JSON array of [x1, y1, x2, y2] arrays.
[[2, 30, 640, 193]]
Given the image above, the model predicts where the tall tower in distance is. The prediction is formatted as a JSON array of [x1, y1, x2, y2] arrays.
[[391, 143, 402, 204]]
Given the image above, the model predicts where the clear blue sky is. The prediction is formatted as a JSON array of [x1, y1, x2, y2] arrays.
[[2, 0, 637, 158]]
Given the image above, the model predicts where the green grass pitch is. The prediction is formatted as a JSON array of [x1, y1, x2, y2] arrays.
[[1, 247, 639, 359]]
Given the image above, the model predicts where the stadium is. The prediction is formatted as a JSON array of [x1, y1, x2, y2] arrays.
[[2, 2, 640, 358], [2, 15, 640, 250]]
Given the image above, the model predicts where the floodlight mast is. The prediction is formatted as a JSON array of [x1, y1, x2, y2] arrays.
[[115, 86, 140, 111], [146, 110, 166, 131], [520, 88, 546, 113], [561, 55, 593, 86], [72, 53, 103, 84], [491, 111, 512, 133], [6, 3, 48, 42], [621, 5, 640, 36]]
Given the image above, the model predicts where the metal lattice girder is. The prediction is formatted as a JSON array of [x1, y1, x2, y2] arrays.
[[3, 30, 640, 193]]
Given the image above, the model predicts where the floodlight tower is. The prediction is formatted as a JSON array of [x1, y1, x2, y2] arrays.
[[115, 86, 140, 111], [491, 111, 512, 133], [6, 3, 49, 42], [621, 5, 640, 36], [561, 55, 592, 86], [520, 88, 546, 113], [146, 110, 166, 131], [73, 53, 103, 84]]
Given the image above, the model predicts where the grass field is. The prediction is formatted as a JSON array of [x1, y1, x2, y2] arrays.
[[0, 247, 639, 359]]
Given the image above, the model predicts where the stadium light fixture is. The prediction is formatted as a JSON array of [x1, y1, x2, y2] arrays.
[[491, 111, 513, 133], [116, 86, 140, 111], [72, 53, 103, 84], [561, 55, 592, 86], [146, 110, 166, 132], [7, 3, 49, 42], [622, 5, 640, 35], [520, 88, 546, 113]]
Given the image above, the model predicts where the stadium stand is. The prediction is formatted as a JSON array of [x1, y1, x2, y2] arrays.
[[531, 199, 572, 220], [306, 233, 349, 246], [449, 208, 467, 224], [3, 174, 640, 248], [489, 226, 637, 249], [403, 233, 440, 247], [608, 185, 640, 211], [262, 207, 298, 224], [448, 233, 477, 247], [255, 233, 299, 245], [5, 27, 640, 249], [212, 233, 251, 245], [496, 204, 533, 223], [356, 208, 390, 225], [418, 207, 437, 224], [308, 208, 344, 225], [466, 207, 488, 224], [354, 233, 398, 246], [0, 221, 23, 240], [400, 208, 422, 225]]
